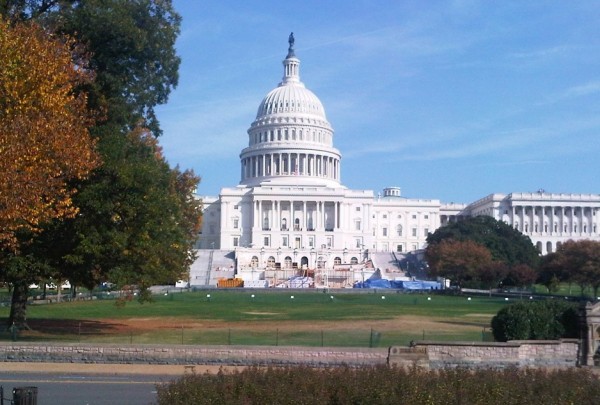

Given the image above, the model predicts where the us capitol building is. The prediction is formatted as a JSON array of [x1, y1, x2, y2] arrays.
[[191, 34, 600, 288]]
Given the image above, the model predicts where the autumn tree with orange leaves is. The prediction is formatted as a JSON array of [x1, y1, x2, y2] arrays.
[[1, 18, 99, 327], [0, 18, 99, 250]]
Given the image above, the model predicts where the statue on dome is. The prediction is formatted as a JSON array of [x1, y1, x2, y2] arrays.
[[287, 32, 295, 57]]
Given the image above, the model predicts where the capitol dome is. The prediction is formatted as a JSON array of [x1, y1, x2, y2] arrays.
[[239, 33, 342, 189], [256, 84, 326, 121]]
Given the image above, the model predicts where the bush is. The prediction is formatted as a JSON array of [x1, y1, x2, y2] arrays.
[[491, 300, 579, 342], [156, 365, 600, 404]]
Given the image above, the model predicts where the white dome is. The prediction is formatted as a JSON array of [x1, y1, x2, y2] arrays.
[[256, 82, 326, 120], [239, 33, 342, 189]]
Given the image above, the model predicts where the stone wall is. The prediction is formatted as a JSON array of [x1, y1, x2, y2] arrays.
[[389, 339, 580, 369], [0, 342, 388, 367], [0, 339, 581, 369]]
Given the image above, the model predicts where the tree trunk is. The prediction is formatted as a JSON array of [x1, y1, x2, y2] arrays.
[[8, 282, 30, 330]]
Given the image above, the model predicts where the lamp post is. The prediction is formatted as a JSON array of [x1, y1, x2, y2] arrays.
[[343, 247, 348, 264], [310, 247, 315, 269], [293, 248, 298, 271]]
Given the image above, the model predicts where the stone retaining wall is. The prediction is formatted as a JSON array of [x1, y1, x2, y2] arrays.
[[0, 339, 581, 369], [0, 342, 388, 367], [389, 339, 580, 369]]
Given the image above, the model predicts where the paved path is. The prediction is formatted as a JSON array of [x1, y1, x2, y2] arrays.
[[1, 362, 243, 375]]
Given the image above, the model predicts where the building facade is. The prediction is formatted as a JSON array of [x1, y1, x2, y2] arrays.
[[195, 35, 600, 284]]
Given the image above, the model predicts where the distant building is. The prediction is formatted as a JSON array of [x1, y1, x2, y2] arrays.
[[193, 35, 600, 286]]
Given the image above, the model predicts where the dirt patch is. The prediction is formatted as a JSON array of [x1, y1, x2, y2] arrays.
[[242, 311, 280, 316], [28, 315, 486, 335]]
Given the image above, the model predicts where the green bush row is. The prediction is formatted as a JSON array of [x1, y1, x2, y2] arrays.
[[156, 365, 600, 405], [491, 300, 579, 342]]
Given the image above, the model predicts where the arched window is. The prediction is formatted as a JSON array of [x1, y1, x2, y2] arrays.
[[251, 256, 258, 268], [396, 225, 403, 237], [546, 242, 552, 253], [263, 217, 270, 230], [267, 256, 275, 268], [284, 256, 292, 268], [334, 257, 341, 265], [294, 218, 300, 231], [281, 218, 287, 231], [350, 257, 358, 265]]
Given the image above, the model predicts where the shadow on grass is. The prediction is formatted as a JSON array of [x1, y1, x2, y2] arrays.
[[0, 318, 125, 342]]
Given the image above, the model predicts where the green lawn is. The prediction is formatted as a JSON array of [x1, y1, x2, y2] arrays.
[[2, 290, 507, 320], [0, 290, 513, 346]]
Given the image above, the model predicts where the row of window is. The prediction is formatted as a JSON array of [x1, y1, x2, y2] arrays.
[[510, 207, 597, 216], [376, 225, 429, 238], [515, 223, 597, 233], [372, 213, 430, 220], [252, 128, 330, 144]]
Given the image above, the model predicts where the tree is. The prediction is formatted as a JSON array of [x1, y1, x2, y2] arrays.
[[0, 18, 99, 326], [424, 239, 493, 287], [1, 1, 181, 136], [478, 262, 509, 290], [540, 240, 600, 297], [2, 2, 197, 326], [54, 0, 181, 136], [427, 216, 540, 269], [503, 264, 537, 289], [57, 127, 202, 297], [0, 18, 99, 249], [491, 300, 579, 342]]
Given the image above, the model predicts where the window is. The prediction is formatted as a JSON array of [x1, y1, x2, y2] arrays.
[[397, 215, 402, 219], [282, 236, 288, 247], [251, 256, 258, 268], [355, 206, 361, 212], [233, 237, 239, 247], [424, 215, 429, 219], [423, 228, 429, 237], [308, 236, 315, 247], [233, 218, 239, 229], [396, 225, 403, 236], [263, 236, 270, 246], [412, 228, 417, 237], [412, 215, 417, 219], [383, 214, 387, 219], [281, 218, 287, 230], [234, 204, 239, 210], [397, 244, 403, 252], [355, 220, 361, 231], [382, 227, 388, 237]]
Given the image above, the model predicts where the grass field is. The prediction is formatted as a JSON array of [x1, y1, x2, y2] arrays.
[[0, 290, 515, 347]]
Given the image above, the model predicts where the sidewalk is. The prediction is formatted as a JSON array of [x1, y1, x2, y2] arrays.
[[1, 362, 244, 375]]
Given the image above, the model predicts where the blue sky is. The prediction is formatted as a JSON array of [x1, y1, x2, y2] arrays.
[[155, 1, 600, 204]]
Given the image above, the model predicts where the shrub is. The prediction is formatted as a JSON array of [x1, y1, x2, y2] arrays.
[[491, 300, 579, 342], [156, 365, 600, 404]]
